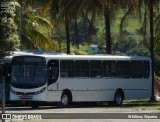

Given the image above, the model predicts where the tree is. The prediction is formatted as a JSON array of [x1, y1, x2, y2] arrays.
[[149, 0, 156, 102], [50, 0, 71, 54], [14, 0, 58, 51], [154, 2, 160, 54], [0, 2, 20, 59], [57, 0, 119, 54]]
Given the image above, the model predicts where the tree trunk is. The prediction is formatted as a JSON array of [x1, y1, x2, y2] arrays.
[[88, 11, 95, 44], [104, 7, 111, 54], [19, 0, 23, 50], [149, 0, 156, 102], [74, 17, 79, 49], [142, 4, 150, 51], [65, 16, 70, 54]]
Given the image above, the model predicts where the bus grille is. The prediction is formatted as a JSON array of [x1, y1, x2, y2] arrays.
[[18, 95, 33, 99], [16, 92, 35, 95]]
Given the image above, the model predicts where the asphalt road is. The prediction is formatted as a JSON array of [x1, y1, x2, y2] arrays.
[[0, 104, 160, 122]]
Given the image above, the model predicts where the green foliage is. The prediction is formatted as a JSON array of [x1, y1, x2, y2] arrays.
[[0, 8, 20, 59], [154, 15, 160, 54], [126, 47, 150, 56], [14, 2, 58, 51], [123, 99, 160, 109], [111, 31, 150, 56]]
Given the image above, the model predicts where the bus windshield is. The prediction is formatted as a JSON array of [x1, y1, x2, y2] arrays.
[[11, 56, 46, 88]]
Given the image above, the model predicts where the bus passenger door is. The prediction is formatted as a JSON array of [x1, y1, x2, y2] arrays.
[[47, 60, 59, 90]]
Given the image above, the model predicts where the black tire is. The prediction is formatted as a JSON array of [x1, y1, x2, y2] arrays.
[[58, 93, 70, 107], [113, 91, 124, 106]]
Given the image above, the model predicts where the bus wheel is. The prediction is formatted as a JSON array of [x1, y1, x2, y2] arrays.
[[58, 93, 70, 107], [113, 91, 124, 106]]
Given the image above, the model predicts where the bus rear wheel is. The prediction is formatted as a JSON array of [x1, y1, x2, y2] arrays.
[[58, 93, 70, 107], [113, 91, 124, 106]]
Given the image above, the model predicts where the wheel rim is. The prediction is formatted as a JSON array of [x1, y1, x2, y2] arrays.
[[62, 94, 69, 106], [116, 94, 122, 105]]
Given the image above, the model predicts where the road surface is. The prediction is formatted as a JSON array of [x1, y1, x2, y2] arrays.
[[0, 104, 160, 122]]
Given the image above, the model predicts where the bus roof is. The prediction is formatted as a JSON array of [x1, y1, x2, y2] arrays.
[[24, 54, 151, 61]]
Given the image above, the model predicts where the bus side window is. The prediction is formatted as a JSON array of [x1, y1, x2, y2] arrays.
[[131, 61, 143, 78], [60, 60, 74, 78], [117, 61, 130, 78], [103, 61, 116, 78], [47, 60, 59, 86], [143, 61, 150, 78], [90, 60, 102, 78], [75, 60, 89, 78]]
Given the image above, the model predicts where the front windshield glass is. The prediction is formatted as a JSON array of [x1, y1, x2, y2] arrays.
[[12, 64, 46, 86]]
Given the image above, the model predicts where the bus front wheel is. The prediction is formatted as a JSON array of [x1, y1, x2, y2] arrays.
[[113, 90, 124, 106], [58, 93, 70, 107]]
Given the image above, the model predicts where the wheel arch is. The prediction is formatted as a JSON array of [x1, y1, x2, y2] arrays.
[[62, 89, 72, 102], [115, 88, 125, 100]]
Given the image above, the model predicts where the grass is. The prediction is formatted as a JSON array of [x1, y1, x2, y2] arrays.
[[123, 99, 160, 109]]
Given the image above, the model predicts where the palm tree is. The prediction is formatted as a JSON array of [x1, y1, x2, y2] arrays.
[[79, 0, 116, 54], [57, 0, 119, 54], [149, 0, 156, 102], [103, 3, 112, 54], [15, 0, 58, 51], [50, 0, 71, 54]]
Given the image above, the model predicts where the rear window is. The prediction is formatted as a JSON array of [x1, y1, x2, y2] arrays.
[[143, 61, 150, 78]]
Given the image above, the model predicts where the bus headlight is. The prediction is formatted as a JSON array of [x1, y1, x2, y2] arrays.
[[34, 87, 46, 95], [10, 88, 17, 94]]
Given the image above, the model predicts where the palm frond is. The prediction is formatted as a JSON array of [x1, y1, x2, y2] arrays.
[[23, 26, 57, 51], [22, 33, 40, 50], [34, 16, 53, 29]]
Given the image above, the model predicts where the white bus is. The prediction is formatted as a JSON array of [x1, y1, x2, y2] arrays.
[[10, 55, 151, 107]]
